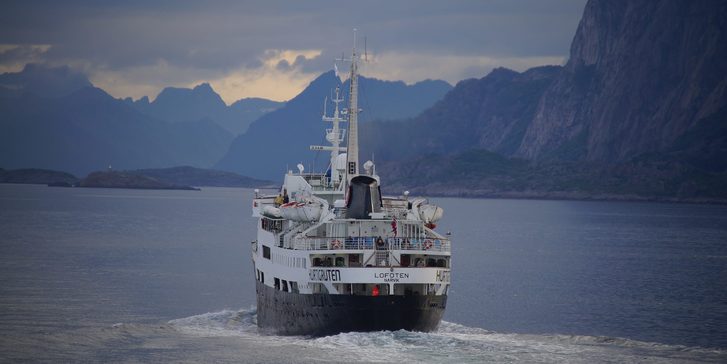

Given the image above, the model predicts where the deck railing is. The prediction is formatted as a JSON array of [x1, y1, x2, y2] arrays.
[[291, 236, 450, 252]]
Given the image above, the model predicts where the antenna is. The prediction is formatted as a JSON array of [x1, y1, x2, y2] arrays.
[[353, 28, 357, 50], [364, 36, 368, 62]]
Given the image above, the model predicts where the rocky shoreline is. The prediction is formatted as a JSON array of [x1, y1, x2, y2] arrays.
[[387, 187, 727, 205], [1, 166, 272, 191], [77, 171, 199, 191]]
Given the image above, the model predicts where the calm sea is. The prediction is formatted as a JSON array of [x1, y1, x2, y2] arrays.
[[1, 184, 726, 363]]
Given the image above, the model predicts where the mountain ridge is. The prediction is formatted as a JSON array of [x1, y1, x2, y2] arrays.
[[367, 0, 727, 202], [127, 82, 284, 135], [515, 0, 727, 162], [0, 82, 234, 176], [215, 70, 452, 180]]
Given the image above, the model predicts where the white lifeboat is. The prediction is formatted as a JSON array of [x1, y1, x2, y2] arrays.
[[262, 206, 282, 218], [279, 200, 323, 222], [419, 204, 444, 229]]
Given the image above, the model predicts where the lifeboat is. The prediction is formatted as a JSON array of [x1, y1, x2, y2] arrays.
[[419, 204, 443, 225], [279, 199, 323, 222], [261, 206, 282, 218]]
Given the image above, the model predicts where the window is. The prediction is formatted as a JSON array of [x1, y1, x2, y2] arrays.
[[290, 282, 299, 293], [260, 271, 265, 284], [274, 278, 280, 290], [263, 245, 271, 259], [282, 280, 289, 292], [261, 217, 283, 233]]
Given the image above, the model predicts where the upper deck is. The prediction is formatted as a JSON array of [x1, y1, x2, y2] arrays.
[[252, 166, 449, 255], [258, 216, 451, 253]]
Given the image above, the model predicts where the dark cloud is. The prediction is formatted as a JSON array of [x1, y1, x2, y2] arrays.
[[0, 0, 586, 101], [276, 59, 291, 72], [0, 45, 48, 64], [1, 0, 586, 73]]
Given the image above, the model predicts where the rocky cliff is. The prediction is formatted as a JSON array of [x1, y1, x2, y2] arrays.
[[516, 0, 727, 162], [370, 0, 727, 202], [361, 66, 560, 162]]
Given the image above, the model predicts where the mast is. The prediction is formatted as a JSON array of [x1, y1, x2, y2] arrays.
[[346, 29, 361, 180], [311, 29, 363, 190], [312, 86, 347, 188]]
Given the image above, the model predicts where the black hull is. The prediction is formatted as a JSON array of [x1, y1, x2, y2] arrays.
[[255, 280, 447, 336]]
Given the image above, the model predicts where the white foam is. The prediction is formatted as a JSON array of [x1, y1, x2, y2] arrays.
[[168, 308, 727, 363], [168, 307, 259, 337]]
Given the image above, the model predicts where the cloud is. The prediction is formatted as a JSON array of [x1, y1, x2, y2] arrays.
[[363, 51, 567, 85], [88, 49, 324, 103], [0, 44, 51, 73], [1, 0, 587, 101]]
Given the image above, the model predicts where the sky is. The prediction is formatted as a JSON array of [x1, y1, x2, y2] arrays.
[[1, 0, 587, 104]]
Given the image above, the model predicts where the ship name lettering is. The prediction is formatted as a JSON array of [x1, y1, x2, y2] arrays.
[[309, 269, 341, 282], [374, 272, 410, 282]]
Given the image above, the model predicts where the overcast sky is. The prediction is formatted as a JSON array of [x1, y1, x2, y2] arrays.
[[1, 0, 587, 103]]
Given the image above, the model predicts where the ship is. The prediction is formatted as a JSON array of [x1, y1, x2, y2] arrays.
[[250, 33, 451, 336]]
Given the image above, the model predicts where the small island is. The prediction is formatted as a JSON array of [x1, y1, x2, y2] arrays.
[[77, 171, 200, 190], [0, 168, 78, 185], [2, 166, 274, 191]]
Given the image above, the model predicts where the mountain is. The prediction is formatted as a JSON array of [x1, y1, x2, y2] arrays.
[[0, 81, 233, 176], [136, 83, 227, 124], [215, 71, 452, 180], [0, 168, 78, 185], [77, 170, 199, 190], [360, 66, 561, 162], [0, 63, 92, 98], [380, 149, 727, 203], [227, 98, 286, 134], [515, 0, 727, 163], [368, 0, 726, 167], [367, 0, 727, 202], [131, 166, 272, 187], [128, 84, 284, 135]]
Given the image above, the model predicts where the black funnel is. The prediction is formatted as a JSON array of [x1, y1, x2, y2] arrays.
[[345, 175, 382, 219]]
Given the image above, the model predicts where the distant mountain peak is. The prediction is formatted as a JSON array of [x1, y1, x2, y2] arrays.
[[215, 70, 453, 180], [485, 67, 518, 79], [126, 81, 283, 135], [154, 83, 225, 107], [192, 82, 214, 92]]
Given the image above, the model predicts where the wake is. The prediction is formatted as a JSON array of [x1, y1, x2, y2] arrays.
[[166, 307, 726, 363]]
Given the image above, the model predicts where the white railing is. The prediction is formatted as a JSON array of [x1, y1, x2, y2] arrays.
[[291, 236, 451, 252]]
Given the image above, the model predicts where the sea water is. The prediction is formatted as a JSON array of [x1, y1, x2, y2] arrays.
[[1, 184, 725, 362]]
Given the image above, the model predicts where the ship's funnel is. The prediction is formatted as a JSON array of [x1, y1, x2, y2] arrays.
[[345, 175, 382, 219]]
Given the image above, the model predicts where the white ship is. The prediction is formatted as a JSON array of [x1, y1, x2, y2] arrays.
[[250, 34, 451, 336]]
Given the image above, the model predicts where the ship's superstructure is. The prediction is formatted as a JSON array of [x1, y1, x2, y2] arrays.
[[251, 33, 450, 336]]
